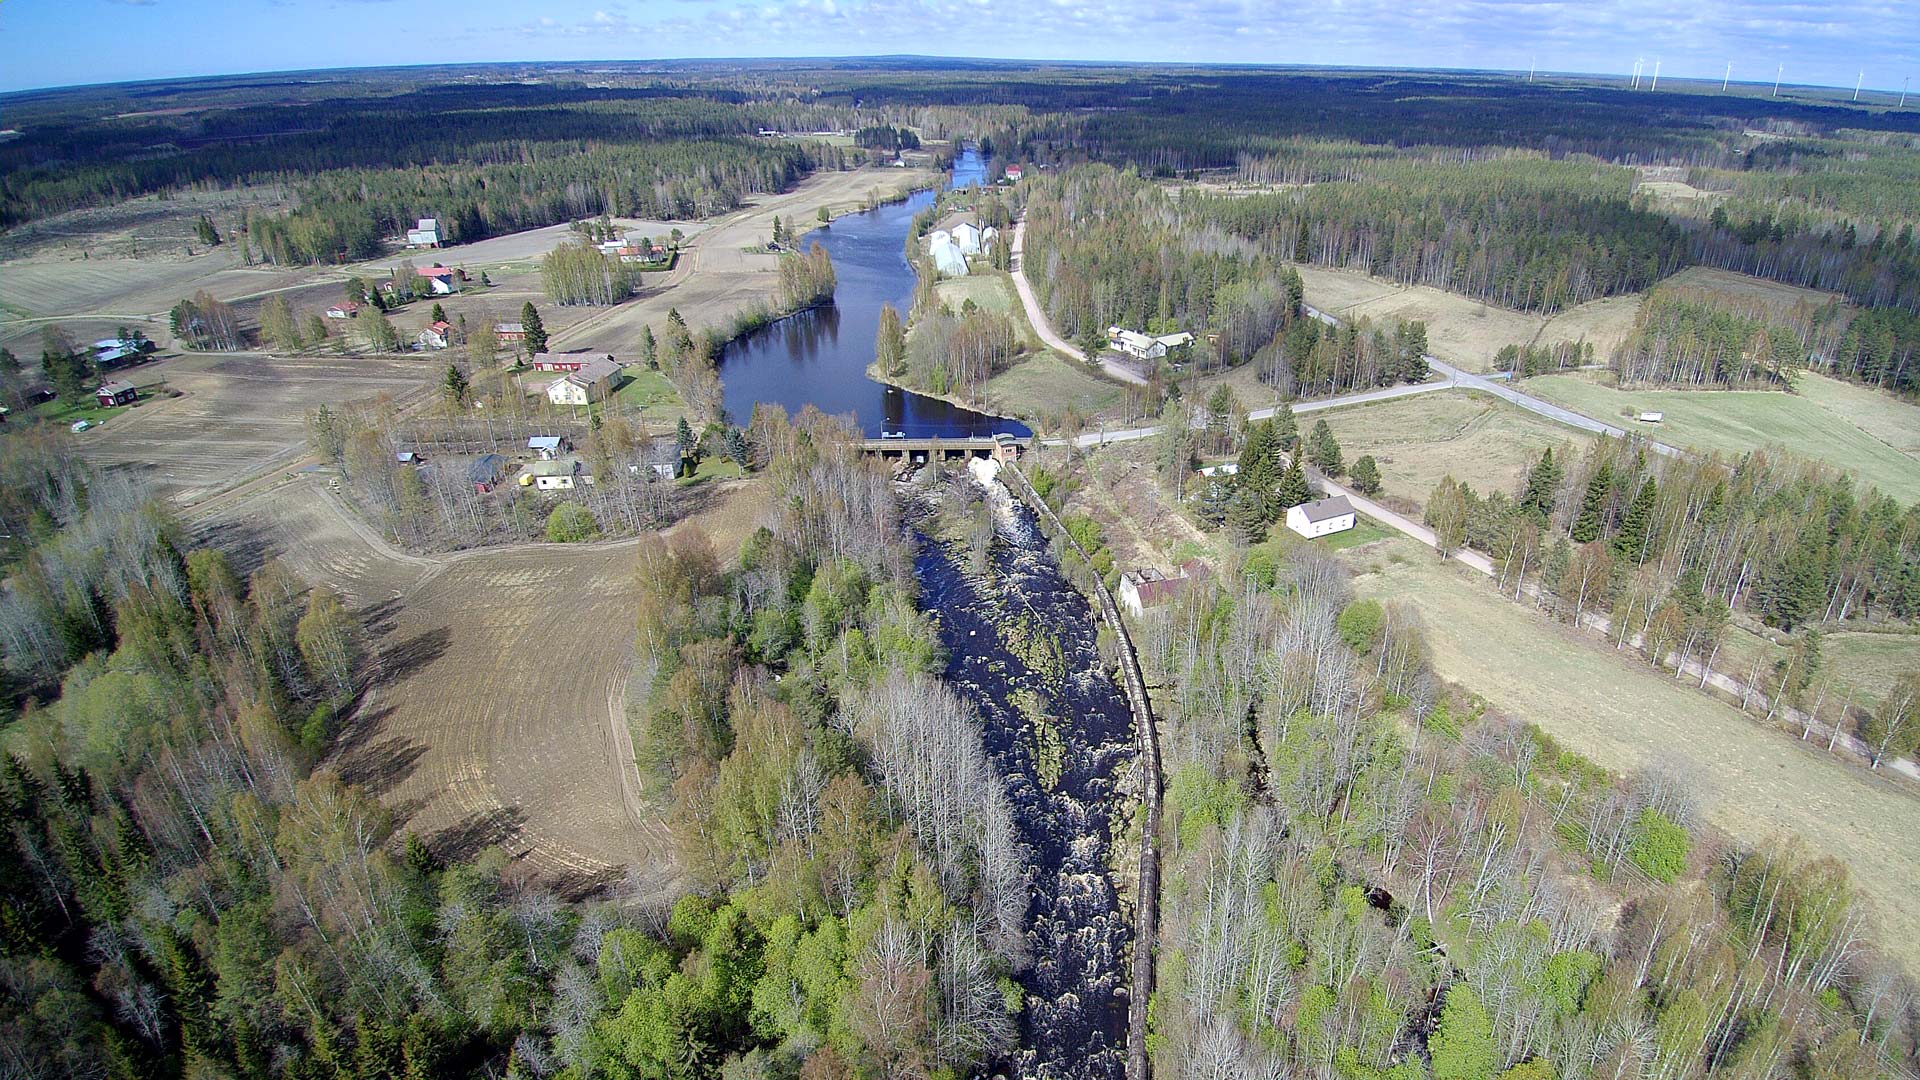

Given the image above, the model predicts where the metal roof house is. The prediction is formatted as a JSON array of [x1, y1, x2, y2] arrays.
[[1286, 495, 1357, 539], [407, 218, 442, 247], [528, 435, 568, 459]]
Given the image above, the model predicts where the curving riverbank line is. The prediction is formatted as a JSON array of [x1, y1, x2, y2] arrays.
[[1001, 462, 1164, 1080]]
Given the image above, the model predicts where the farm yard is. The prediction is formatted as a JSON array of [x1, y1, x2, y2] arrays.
[[1523, 369, 1920, 502], [191, 473, 773, 899], [71, 350, 433, 504], [1341, 536, 1920, 976]]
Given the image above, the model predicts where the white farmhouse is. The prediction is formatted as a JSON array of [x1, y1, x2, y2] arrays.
[[545, 357, 621, 406], [1285, 495, 1357, 539], [952, 221, 983, 255], [1106, 326, 1195, 362]]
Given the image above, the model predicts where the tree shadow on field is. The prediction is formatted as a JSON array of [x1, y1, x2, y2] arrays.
[[429, 806, 526, 863], [375, 625, 451, 685], [331, 733, 429, 798], [191, 517, 277, 576], [356, 595, 407, 639], [546, 864, 628, 902]]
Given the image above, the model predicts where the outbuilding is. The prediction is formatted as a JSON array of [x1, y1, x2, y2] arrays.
[[1286, 495, 1357, 539], [418, 321, 452, 349], [407, 218, 442, 247], [326, 302, 362, 319], [95, 381, 138, 408], [1637, 411, 1665, 423], [495, 322, 526, 343], [1116, 559, 1212, 617], [520, 457, 586, 491], [468, 453, 507, 493], [545, 357, 621, 406], [528, 435, 568, 460]]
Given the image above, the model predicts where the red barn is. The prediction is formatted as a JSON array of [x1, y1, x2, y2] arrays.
[[96, 381, 138, 408]]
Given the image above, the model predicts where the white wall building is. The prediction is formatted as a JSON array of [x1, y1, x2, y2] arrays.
[[406, 218, 442, 247], [928, 230, 969, 277], [1286, 495, 1357, 539]]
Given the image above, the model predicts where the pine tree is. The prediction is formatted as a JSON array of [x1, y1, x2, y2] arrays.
[[726, 427, 750, 469], [1520, 447, 1563, 523], [521, 302, 548, 354], [641, 326, 658, 368], [1571, 462, 1613, 543], [1611, 477, 1659, 563], [430, 302, 446, 324], [1349, 455, 1381, 495]]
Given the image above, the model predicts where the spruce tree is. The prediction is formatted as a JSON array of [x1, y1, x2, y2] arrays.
[[443, 363, 469, 405], [726, 427, 750, 469], [1308, 418, 1343, 476], [1271, 401, 1299, 452], [1520, 447, 1563, 523], [520, 302, 548, 354], [1349, 455, 1381, 495], [1571, 462, 1613, 543], [1236, 421, 1278, 520], [1275, 455, 1312, 512], [1612, 477, 1658, 563]]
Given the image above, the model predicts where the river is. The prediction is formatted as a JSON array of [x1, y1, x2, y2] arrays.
[[717, 148, 1033, 438], [916, 497, 1135, 1080], [720, 148, 1126, 1077]]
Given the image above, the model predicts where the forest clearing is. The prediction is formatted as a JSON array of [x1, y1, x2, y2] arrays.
[[1342, 536, 1920, 975]]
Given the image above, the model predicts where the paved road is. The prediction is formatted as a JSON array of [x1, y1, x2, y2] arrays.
[[1011, 218, 1149, 387], [1058, 375, 1457, 449]]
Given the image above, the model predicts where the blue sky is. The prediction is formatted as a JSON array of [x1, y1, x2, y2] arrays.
[[3, 0, 1917, 96]]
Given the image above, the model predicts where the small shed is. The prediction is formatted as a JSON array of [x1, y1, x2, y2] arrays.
[[1637, 411, 1664, 423], [519, 457, 585, 491], [495, 322, 526, 343], [468, 453, 507, 493], [326, 302, 362, 319], [528, 435, 568, 460], [1286, 495, 1357, 539], [96, 381, 138, 408]]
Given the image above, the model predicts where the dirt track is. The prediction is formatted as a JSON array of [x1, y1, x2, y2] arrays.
[[194, 476, 772, 899]]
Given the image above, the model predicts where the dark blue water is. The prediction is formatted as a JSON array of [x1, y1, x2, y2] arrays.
[[718, 148, 1033, 438], [915, 499, 1133, 1080]]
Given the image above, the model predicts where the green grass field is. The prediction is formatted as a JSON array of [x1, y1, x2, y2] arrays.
[[981, 351, 1130, 428], [934, 274, 1019, 317], [1337, 535, 1920, 973], [609, 369, 685, 423], [1525, 371, 1920, 503]]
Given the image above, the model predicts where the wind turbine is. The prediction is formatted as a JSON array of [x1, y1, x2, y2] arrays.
[[1632, 58, 1643, 90], [1902, 77, 1910, 108], [1528, 56, 1536, 84], [1723, 62, 1731, 92], [1773, 63, 1783, 98], [1854, 70, 1865, 103], [1651, 59, 1661, 90]]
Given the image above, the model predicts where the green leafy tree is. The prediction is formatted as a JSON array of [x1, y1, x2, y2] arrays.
[[1427, 475, 1470, 557], [1349, 454, 1381, 495], [1863, 671, 1920, 767], [876, 303, 907, 377], [546, 503, 599, 542], [361, 310, 400, 353], [1431, 985, 1499, 1080], [520, 302, 548, 354], [260, 294, 302, 352], [1337, 599, 1386, 652], [1628, 808, 1691, 883]]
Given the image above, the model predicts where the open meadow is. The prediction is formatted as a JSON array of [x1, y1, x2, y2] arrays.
[[1296, 265, 1645, 372], [1524, 370, 1920, 502], [1341, 535, 1920, 975], [1312, 389, 1594, 513]]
